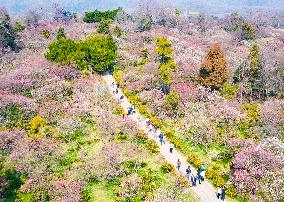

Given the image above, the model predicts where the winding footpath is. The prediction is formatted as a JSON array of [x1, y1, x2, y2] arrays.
[[103, 73, 224, 202]]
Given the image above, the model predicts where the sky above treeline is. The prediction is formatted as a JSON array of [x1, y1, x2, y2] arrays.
[[1, 0, 284, 16]]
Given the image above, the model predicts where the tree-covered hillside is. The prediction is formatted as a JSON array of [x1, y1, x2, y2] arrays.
[[0, 2, 283, 202]]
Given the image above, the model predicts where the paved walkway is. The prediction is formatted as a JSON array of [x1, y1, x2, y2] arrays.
[[103, 73, 224, 202]]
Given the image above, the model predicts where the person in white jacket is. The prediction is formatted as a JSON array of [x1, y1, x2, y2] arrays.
[[169, 142, 174, 153], [156, 128, 161, 139], [217, 187, 222, 199], [200, 170, 205, 181]]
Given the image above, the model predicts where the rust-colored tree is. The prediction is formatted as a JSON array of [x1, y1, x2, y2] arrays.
[[198, 44, 228, 90]]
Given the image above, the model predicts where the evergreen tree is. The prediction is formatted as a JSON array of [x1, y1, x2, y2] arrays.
[[45, 38, 79, 65], [155, 37, 177, 93], [165, 91, 180, 115], [138, 16, 153, 32], [81, 34, 117, 72], [83, 8, 121, 23], [248, 44, 264, 96], [0, 9, 17, 52], [113, 25, 122, 37], [141, 48, 149, 60], [56, 27, 66, 40], [241, 22, 255, 40], [15, 21, 25, 33], [45, 34, 117, 73], [199, 44, 228, 90], [97, 19, 110, 34]]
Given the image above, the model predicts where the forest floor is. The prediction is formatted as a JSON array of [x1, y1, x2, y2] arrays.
[[103, 72, 225, 202]]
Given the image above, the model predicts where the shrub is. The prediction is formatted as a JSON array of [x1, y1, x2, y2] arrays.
[[113, 70, 124, 86], [187, 154, 204, 168], [205, 166, 226, 187], [116, 131, 128, 141], [113, 105, 125, 116], [226, 185, 238, 198], [83, 9, 120, 23], [241, 102, 260, 123], [163, 129, 182, 149], [137, 104, 148, 116], [176, 175, 189, 188], [160, 162, 174, 173], [198, 44, 228, 90], [28, 115, 46, 139], [145, 139, 159, 153], [139, 169, 160, 199], [137, 131, 147, 142], [149, 115, 163, 128], [220, 83, 239, 99], [79, 115, 96, 126], [41, 29, 50, 39]]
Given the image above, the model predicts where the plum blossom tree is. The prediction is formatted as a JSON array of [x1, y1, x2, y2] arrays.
[[231, 143, 281, 197], [25, 9, 42, 27]]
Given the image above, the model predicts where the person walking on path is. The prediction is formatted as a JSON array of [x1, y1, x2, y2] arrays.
[[131, 105, 136, 114], [191, 174, 197, 187], [177, 159, 181, 171], [146, 118, 151, 126], [221, 186, 226, 201], [146, 118, 153, 132], [186, 166, 191, 180], [169, 142, 174, 153], [200, 170, 205, 182], [156, 128, 161, 139], [127, 107, 132, 115], [159, 133, 164, 146], [197, 172, 202, 184], [163, 135, 166, 144], [149, 124, 153, 132], [217, 187, 222, 199]]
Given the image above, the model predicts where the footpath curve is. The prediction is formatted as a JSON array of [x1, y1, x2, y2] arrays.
[[103, 73, 224, 202]]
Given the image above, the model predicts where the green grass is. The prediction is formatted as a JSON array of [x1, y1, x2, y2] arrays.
[[83, 181, 116, 202]]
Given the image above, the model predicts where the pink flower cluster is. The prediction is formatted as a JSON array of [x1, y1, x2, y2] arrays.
[[0, 90, 34, 108], [232, 143, 280, 194]]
